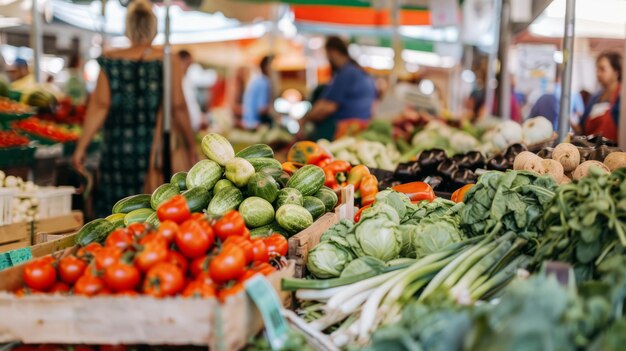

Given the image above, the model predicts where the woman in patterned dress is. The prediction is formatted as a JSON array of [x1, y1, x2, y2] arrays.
[[72, 0, 196, 217]]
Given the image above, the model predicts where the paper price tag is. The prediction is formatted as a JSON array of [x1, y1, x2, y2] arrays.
[[245, 275, 290, 350], [9, 247, 32, 266], [0, 253, 12, 270]]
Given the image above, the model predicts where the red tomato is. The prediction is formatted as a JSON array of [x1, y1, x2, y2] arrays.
[[94, 247, 123, 271], [250, 238, 270, 263], [138, 232, 168, 246], [49, 281, 70, 294], [217, 282, 244, 302], [143, 262, 185, 297], [134, 239, 168, 273], [127, 223, 148, 237], [74, 275, 105, 296], [223, 236, 254, 263], [23, 259, 57, 291], [182, 280, 217, 298], [157, 195, 191, 224], [263, 233, 288, 257], [76, 242, 102, 258], [213, 210, 246, 241], [166, 251, 189, 275], [195, 271, 213, 285], [189, 255, 209, 277], [105, 228, 134, 250], [190, 213, 206, 221], [209, 245, 247, 284], [238, 270, 258, 283], [58, 255, 87, 284], [104, 262, 141, 292], [175, 220, 214, 259], [252, 261, 276, 276], [242, 227, 250, 240], [156, 220, 179, 244]]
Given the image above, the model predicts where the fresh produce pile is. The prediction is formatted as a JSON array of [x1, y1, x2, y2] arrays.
[[13, 117, 79, 143], [15, 215, 289, 300], [0, 171, 41, 223], [77, 135, 337, 251], [0, 97, 32, 114], [514, 141, 626, 184], [39, 97, 87, 124], [0, 131, 30, 148], [318, 137, 401, 171]]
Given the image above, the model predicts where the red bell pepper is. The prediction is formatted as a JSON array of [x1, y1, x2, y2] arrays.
[[323, 160, 352, 191], [392, 182, 435, 203], [451, 184, 474, 203], [354, 204, 371, 222]]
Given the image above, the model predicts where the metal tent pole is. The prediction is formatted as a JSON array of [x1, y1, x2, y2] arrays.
[[484, 0, 503, 119], [162, 0, 172, 180], [498, 0, 511, 119], [30, 0, 43, 83], [390, 0, 402, 87], [558, 0, 576, 142]]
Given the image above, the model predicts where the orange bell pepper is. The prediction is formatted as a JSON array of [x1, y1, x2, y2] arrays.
[[323, 160, 352, 191], [392, 182, 435, 203], [347, 165, 371, 191], [451, 184, 474, 203], [287, 141, 331, 165], [282, 162, 304, 175], [360, 174, 379, 206]]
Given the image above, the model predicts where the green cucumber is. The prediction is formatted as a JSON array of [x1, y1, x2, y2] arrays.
[[286, 165, 325, 196], [201, 133, 235, 166], [225, 157, 255, 187], [247, 157, 283, 173], [187, 159, 223, 190], [236, 144, 274, 159], [112, 194, 151, 214], [182, 186, 213, 213], [170, 172, 188, 191], [247, 172, 279, 203], [276, 188, 304, 207], [124, 208, 155, 226], [208, 186, 244, 217], [76, 219, 115, 246], [276, 204, 313, 234], [146, 211, 161, 228], [214, 179, 235, 194], [239, 197, 275, 228], [303, 196, 326, 219], [260, 168, 290, 188], [249, 222, 288, 238], [105, 213, 126, 229], [313, 186, 339, 211], [151, 183, 180, 210]]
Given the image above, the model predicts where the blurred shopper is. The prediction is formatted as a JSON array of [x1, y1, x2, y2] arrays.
[[64, 53, 87, 105], [529, 70, 585, 132], [581, 51, 622, 142], [230, 66, 249, 126], [242, 56, 273, 130], [301, 36, 376, 140], [72, 0, 196, 217], [9, 58, 34, 91], [178, 49, 204, 131]]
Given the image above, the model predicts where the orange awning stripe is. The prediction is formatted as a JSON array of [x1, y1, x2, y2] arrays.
[[292, 5, 431, 26]]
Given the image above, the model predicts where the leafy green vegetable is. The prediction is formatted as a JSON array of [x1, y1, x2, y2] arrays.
[[320, 219, 353, 242], [355, 217, 400, 262], [306, 242, 353, 279], [340, 256, 387, 278], [414, 217, 465, 258]]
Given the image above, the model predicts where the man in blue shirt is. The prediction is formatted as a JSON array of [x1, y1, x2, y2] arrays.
[[301, 36, 377, 140], [242, 56, 273, 129]]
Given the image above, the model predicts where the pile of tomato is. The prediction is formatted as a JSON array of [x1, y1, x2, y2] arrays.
[[0, 131, 30, 148], [13, 117, 79, 143], [39, 98, 86, 125], [16, 211, 288, 301], [0, 97, 31, 114]]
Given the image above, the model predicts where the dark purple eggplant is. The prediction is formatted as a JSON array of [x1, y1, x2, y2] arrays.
[[578, 147, 594, 162], [422, 175, 443, 190], [394, 161, 421, 181], [504, 143, 528, 160], [571, 136, 593, 148], [451, 168, 478, 185], [451, 154, 465, 164], [378, 178, 402, 190], [417, 149, 448, 171], [536, 147, 554, 159], [589, 145, 615, 161], [588, 134, 618, 147], [458, 151, 485, 170], [486, 155, 510, 171], [436, 159, 458, 179]]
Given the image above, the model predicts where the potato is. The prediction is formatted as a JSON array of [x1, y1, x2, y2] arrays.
[[540, 159, 564, 183], [552, 143, 580, 172], [603, 152, 626, 172], [514, 151, 540, 170], [572, 160, 610, 181]]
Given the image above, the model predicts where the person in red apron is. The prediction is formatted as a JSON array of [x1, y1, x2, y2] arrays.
[[581, 51, 622, 142]]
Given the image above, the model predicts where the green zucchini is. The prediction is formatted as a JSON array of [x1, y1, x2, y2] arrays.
[[235, 144, 274, 159], [303, 196, 326, 219], [186, 159, 223, 190], [247, 157, 283, 173], [247, 172, 280, 203], [151, 183, 180, 210], [124, 208, 155, 226], [313, 186, 339, 211], [276, 204, 313, 234], [208, 186, 244, 217], [276, 188, 304, 207], [239, 197, 275, 228], [76, 218, 115, 246], [286, 165, 325, 196], [112, 194, 151, 214], [182, 186, 213, 213], [170, 171, 188, 191]]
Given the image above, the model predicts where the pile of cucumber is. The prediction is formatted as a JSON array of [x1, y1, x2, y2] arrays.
[[77, 134, 337, 246]]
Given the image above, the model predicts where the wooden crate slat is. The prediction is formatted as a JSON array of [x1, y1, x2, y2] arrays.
[[0, 222, 31, 246], [0, 240, 30, 254], [33, 211, 84, 236]]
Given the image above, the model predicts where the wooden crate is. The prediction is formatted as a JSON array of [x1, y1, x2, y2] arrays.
[[0, 254, 295, 351], [33, 211, 84, 236], [0, 221, 32, 254], [287, 213, 339, 279]]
